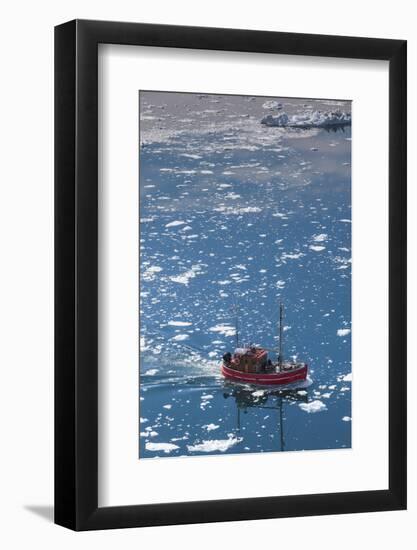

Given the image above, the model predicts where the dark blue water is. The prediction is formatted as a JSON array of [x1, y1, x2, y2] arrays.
[[139, 92, 351, 458]]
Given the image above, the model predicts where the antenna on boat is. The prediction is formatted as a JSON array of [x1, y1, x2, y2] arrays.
[[233, 298, 240, 348], [278, 302, 284, 367]]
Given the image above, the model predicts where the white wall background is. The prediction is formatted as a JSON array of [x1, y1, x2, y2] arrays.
[[0, 1, 414, 548]]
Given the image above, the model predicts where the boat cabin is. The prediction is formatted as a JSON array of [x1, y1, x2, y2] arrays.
[[223, 346, 270, 374]]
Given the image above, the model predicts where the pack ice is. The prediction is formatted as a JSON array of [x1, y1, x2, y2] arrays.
[[261, 110, 351, 128]]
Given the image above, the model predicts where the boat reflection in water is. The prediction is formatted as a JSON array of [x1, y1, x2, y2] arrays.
[[222, 383, 309, 452]]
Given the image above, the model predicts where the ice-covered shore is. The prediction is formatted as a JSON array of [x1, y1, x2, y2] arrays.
[[261, 110, 351, 129]]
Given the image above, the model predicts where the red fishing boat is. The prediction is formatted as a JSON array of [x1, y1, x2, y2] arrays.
[[221, 303, 308, 386]]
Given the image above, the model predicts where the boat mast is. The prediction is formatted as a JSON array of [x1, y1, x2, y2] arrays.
[[278, 302, 284, 366], [233, 300, 239, 348]]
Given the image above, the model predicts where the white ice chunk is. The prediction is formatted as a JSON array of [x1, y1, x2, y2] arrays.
[[313, 233, 328, 242], [299, 400, 327, 413], [214, 206, 262, 215], [209, 324, 236, 337], [171, 334, 189, 341], [165, 220, 186, 228], [281, 252, 304, 260], [170, 265, 202, 285], [142, 265, 163, 281], [261, 110, 351, 128], [262, 100, 283, 110], [203, 423, 220, 432], [187, 436, 242, 453], [145, 442, 179, 453], [337, 328, 351, 337], [144, 369, 159, 376]]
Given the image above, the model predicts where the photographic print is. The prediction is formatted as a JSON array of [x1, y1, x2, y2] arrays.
[[139, 91, 352, 459]]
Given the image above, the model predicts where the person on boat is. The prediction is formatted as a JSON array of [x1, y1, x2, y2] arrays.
[[222, 352, 232, 365]]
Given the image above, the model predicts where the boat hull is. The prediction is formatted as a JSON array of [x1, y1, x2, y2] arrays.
[[221, 363, 308, 386]]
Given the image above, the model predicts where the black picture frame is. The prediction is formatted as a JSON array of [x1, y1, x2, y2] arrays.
[[55, 19, 407, 531]]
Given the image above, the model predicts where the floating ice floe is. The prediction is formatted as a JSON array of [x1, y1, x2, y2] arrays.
[[262, 100, 283, 110], [342, 416, 352, 422], [281, 252, 304, 260], [214, 206, 262, 215], [310, 245, 326, 252], [200, 394, 214, 411], [165, 220, 186, 228], [299, 400, 327, 413], [167, 320, 192, 327], [140, 336, 149, 351], [145, 442, 179, 454], [141, 428, 158, 437], [261, 110, 351, 128], [187, 436, 243, 453], [209, 323, 236, 337], [144, 368, 159, 376], [313, 233, 328, 242], [180, 153, 202, 159], [341, 372, 352, 382], [142, 265, 163, 281], [337, 328, 351, 337], [203, 423, 220, 432], [171, 334, 189, 341], [170, 265, 202, 285]]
